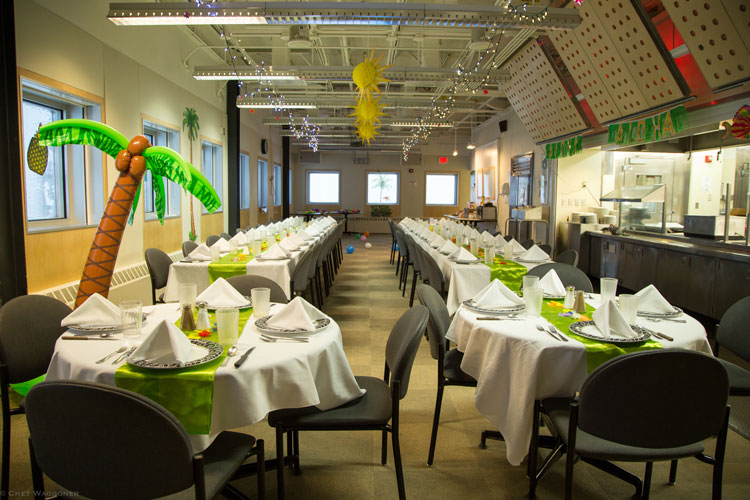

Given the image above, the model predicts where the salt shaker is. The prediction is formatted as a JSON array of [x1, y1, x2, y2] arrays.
[[563, 286, 576, 309], [574, 290, 587, 314], [196, 301, 211, 330], [180, 303, 196, 331]]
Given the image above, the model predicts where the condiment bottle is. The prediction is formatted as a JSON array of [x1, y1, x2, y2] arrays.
[[574, 290, 587, 314], [196, 301, 211, 330], [180, 303, 196, 331], [563, 286, 576, 309]]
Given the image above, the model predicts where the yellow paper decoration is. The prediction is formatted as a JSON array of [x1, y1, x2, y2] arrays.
[[356, 121, 380, 145], [352, 49, 390, 102]]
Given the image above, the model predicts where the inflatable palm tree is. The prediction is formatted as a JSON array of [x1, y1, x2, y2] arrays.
[[28, 119, 221, 307]]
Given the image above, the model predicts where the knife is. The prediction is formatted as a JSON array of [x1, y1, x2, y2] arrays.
[[234, 347, 256, 368], [61, 335, 119, 340]]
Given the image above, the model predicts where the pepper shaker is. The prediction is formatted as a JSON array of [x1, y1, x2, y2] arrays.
[[180, 303, 196, 331], [574, 290, 587, 314]]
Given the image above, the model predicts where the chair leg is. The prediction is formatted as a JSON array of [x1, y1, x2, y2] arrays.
[[642, 462, 653, 500], [712, 406, 730, 500], [669, 459, 678, 484], [381, 430, 388, 465], [395, 254, 401, 276], [28, 438, 45, 500], [409, 269, 418, 307], [427, 381, 445, 466], [528, 401, 541, 498], [275, 427, 286, 500], [2, 402, 10, 499], [391, 428, 406, 500], [564, 405, 578, 500], [293, 431, 301, 475], [256, 439, 266, 500]]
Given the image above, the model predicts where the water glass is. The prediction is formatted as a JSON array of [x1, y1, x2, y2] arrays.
[[618, 294, 640, 324], [522, 275, 540, 292], [524, 287, 544, 318], [210, 244, 221, 261], [251, 239, 262, 257], [484, 246, 495, 265], [178, 283, 197, 310], [503, 244, 514, 260], [216, 308, 239, 346], [251, 287, 271, 318], [469, 237, 479, 256], [120, 300, 142, 337], [229, 239, 239, 254], [600, 277, 618, 304]]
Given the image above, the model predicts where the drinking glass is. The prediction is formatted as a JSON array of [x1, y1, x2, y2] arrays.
[[210, 244, 221, 261], [484, 245, 495, 265], [618, 294, 640, 324], [251, 239, 262, 257], [251, 287, 271, 318], [178, 283, 197, 310], [524, 287, 544, 318], [600, 277, 618, 304], [522, 275, 540, 292], [216, 308, 239, 346], [503, 243, 514, 260], [229, 239, 239, 254], [469, 237, 479, 256], [120, 300, 142, 337]]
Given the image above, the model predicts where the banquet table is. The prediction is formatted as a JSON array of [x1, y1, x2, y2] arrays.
[[46, 302, 364, 452], [445, 295, 713, 466]]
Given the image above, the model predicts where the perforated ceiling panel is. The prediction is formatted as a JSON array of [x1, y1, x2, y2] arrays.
[[662, 0, 750, 89], [503, 40, 589, 142]]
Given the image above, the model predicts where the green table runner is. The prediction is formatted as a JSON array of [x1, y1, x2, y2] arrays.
[[540, 300, 662, 373], [208, 251, 253, 282], [114, 308, 254, 434], [482, 256, 527, 293]]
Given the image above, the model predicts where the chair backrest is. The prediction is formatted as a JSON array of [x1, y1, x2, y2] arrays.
[[504, 235, 513, 242], [0, 295, 71, 384], [578, 349, 728, 449], [716, 296, 750, 362], [416, 284, 450, 360], [419, 250, 445, 294], [521, 239, 535, 249], [220, 232, 232, 240], [225, 274, 288, 303], [306, 245, 324, 280], [539, 244, 552, 255], [526, 262, 593, 292], [394, 228, 409, 257], [554, 249, 579, 267], [25, 381, 195, 500], [182, 240, 198, 258], [385, 305, 429, 400], [292, 250, 314, 293], [206, 235, 220, 247], [404, 237, 422, 271], [144, 248, 173, 290]]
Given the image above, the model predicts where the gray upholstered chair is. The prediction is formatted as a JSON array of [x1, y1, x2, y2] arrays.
[[220, 232, 232, 240], [388, 220, 398, 265], [25, 380, 264, 500], [419, 249, 446, 300], [225, 275, 288, 304], [0, 295, 71, 498], [714, 296, 750, 396], [417, 285, 476, 466], [521, 239, 535, 249], [528, 350, 729, 500], [403, 237, 424, 304], [538, 244, 552, 255], [393, 227, 410, 282], [206, 235, 220, 247], [554, 249, 579, 267], [144, 248, 173, 305], [525, 262, 593, 292], [268, 306, 429, 500], [182, 240, 199, 258]]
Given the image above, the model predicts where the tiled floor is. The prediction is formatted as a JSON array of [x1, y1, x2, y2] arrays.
[[5, 233, 749, 499]]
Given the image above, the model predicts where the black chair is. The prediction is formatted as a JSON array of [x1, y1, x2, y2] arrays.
[[521, 239, 535, 249], [0, 295, 71, 498], [528, 350, 730, 500], [714, 296, 750, 396], [417, 285, 476, 466], [504, 235, 514, 242], [554, 249, 579, 267], [183, 240, 199, 258], [404, 237, 424, 304], [220, 232, 232, 241], [388, 220, 398, 265], [539, 244, 552, 255], [225, 275, 289, 304], [419, 250, 446, 301], [25, 380, 264, 500], [206, 235, 220, 247], [268, 306, 429, 500], [144, 248, 173, 305], [525, 263, 593, 292]]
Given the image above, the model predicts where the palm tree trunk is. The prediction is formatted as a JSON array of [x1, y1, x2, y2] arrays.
[[75, 169, 144, 307], [189, 140, 196, 239]]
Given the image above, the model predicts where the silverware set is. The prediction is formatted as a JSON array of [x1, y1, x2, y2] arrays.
[[260, 333, 309, 343], [536, 324, 568, 342], [644, 328, 674, 342]]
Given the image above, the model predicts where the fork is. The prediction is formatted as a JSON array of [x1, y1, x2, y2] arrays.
[[547, 324, 569, 342], [260, 334, 309, 343], [112, 346, 136, 364], [536, 324, 560, 341]]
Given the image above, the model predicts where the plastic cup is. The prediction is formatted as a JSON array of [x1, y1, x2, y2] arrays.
[[210, 244, 221, 261], [503, 244, 513, 260], [251, 239, 262, 257], [229, 239, 239, 254], [119, 300, 142, 337], [600, 278, 618, 304], [619, 294, 640, 324], [523, 275, 540, 293], [251, 287, 271, 318], [524, 287, 544, 318], [484, 246, 495, 265], [178, 283, 197, 310], [216, 308, 239, 346]]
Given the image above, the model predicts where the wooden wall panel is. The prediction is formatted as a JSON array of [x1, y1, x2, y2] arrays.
[[201, 212, 224, 240], [143, 217, 181, 253], [25, 227, 95, 292]]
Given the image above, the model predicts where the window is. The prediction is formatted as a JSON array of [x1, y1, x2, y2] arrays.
[[273, 164, 282, 206], [425, 173, 458, 206], [21, 78, 104, 231], [367, 172, 399, 205], [142, 121, 180, 219], [307, 171, 340, 204], [201, 140, 223, 213], [257, 159, 268, 209], [239, 153, 251, 209]]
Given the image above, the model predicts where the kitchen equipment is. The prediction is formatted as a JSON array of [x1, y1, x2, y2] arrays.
[[683, 215, 747, 239], [601, 184, 666, 233]]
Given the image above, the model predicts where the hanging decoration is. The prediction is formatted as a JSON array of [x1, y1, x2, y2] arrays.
[[607, 105, 688, 146], [26, 128, 48, 175], [730, 104, 750, 140], [351, 50, 390, 144], [545, 135, 583, 159]]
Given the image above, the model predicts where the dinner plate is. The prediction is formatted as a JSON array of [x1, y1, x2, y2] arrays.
[[637, 306, 683, 319], [206, 297, 252, 311], [568, 321, 651, 343], [127, 338, 223, 369], [462, 299, 526, 315], [516, 257, 549, 263], [455, 259, 481, 264], [66, 313, 148, 333], [254, 315, 330, 337]]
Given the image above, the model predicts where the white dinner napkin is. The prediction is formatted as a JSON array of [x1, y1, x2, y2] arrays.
[[438, 240, 459, 255], [471, 279, 524, 308], [519, 244, 550, 262], [288, 233, 307, 246], [212, 237, 231, 253], [188, 243, 212, 261], [462, 225, 472, 237], [449, 247, 479, 263], [279, 237, 300, 253], [246, 229, 257, 241], [131, 319, 194, 365], [298, 230, 314, 241], [481, 231, 494, 245], [507, 238, 527, 254], [229, 232, 247, 246], [429, 234, 446, 248], [592, 299, 637, 339], [196, 277, 248, 307], [61, 293, 121, 327], [494, 234, 507, 248], [265, 296, 327, 332], [635, 284, 676, 314], [470, 228, 481, 240], [258, 243, 290, 260], [539, 270, 566, 297]]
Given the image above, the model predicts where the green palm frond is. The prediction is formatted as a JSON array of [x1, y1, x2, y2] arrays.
[[128, 183, 142, 227], [184, 163, 221, 213], [152, 174, 166, 224], [37, 119, 128, 159], [143, 146, 192, 186]]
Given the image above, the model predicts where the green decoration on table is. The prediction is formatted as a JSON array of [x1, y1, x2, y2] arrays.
[[208, 252, 253, 282], [484, 258, 528, 292], [608, 105, 687, 146], [545, 135, 582, 160], [10, 374, 46, 397]]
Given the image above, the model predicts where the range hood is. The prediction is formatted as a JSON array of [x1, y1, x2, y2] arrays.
[[600, 184, 666, 203]]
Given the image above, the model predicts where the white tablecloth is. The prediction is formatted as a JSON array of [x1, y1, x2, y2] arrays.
[[46, 302, 364, 452], [445, 296, 713, 466]]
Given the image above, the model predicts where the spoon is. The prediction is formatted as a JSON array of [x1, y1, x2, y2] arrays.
[[536, 324, 560, 341], [646, 318, 686, 323], [96, 345, 128, 364], [221, 345, 238, 366]]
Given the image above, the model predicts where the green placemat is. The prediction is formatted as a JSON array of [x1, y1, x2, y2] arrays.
[[484, 257, 527, 292], [540, 300, 662, 373], [208, 251, 252, 282]]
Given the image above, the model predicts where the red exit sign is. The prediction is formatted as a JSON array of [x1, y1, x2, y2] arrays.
[[438, 156, 448, 164]]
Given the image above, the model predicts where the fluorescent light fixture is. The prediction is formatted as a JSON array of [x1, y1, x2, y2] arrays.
[[237, 100, 316, 109], [391, 121, 453, 128], [194, 68, 299, 81]]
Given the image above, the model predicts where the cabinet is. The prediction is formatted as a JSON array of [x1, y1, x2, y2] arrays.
[[600, 239, 621, 279], [655, 251, 716, 317], [713, 260, 750, 318], [621, 243, 661, 291]]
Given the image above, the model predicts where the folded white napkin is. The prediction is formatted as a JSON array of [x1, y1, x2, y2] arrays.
[[188, 243, 212, 261], [519, 244, 550, 262], [471, 279, 524, 308], [539, 270, 566, 296], [279, 237, 300, 253], [297, 230, 314, 241], [229, 232, 247, 246], [429, 234, 445, 248], [266, 223, 277, 233], [462, 225, 472, 237], [507, 238, 527, 254], [438, 239, 459, 255], [131, 319, 194, 365], [481, 231, 494, 245], [494, 234, 507, 248], [196, 277, 248, 307], [61, 293, 121, 327], [288, 232, 307, 246], [450, 247, 479, 262], [635, 284, 676, 314], [470, 228, 481, 240], [259, 243, 290, 260], [212, 237, 231, 253], [593, 299, 637, 339], [265, 296, 326, 332], [246, 229, 257, 241]]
